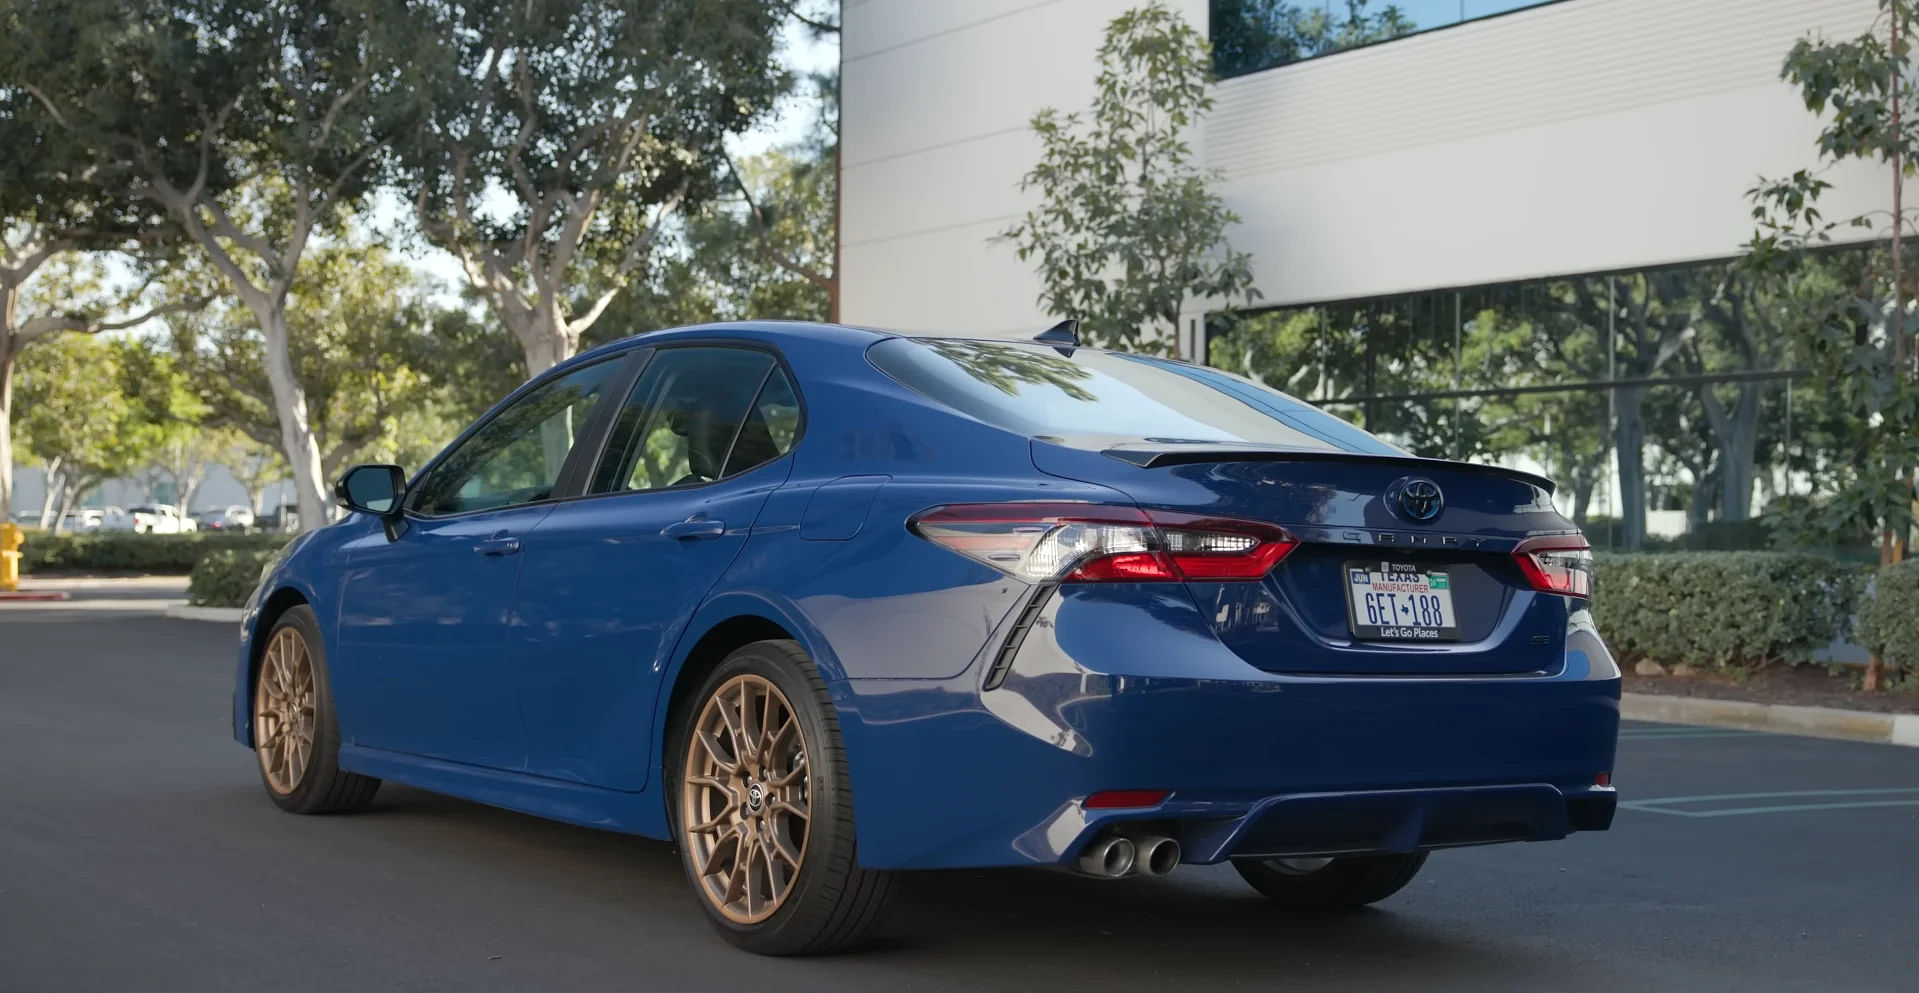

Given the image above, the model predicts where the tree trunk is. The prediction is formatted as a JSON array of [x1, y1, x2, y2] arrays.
[[256, 306, 332, 533], [0, 342, 13, 521], [1687, 465, 1716, 534], [1613, 385, 1649, 548], [50, 474, 88, 535], [36, 458, 62, 529], [516, 300, 577, 378]]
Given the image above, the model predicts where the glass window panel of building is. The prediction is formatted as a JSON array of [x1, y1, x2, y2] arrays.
[[1205, 247, 1876, 551], [1210, 0, 1563, 78]]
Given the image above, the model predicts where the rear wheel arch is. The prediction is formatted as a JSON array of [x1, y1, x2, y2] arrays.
[[656, 597, 848, 793]]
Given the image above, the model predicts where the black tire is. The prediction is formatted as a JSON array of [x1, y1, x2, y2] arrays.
[[253, 605, 380, 815], [670, 639, 895, 955], [1233, 853, 1428, 908]]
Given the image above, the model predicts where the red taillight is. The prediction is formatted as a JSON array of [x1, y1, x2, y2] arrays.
[[1513, 535, 1594, 599], [1084, 789, 1170, 809], [911, 503, 1295, 584]]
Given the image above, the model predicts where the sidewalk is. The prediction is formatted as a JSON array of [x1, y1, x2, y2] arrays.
[[0, 575, 189, 612]]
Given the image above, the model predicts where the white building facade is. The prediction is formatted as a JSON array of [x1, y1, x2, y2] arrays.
[[839, 0, 1891, 546]]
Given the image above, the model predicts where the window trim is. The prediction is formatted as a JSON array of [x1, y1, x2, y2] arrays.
[[402, 351, 641, 522], [570, 339, 810, 503]]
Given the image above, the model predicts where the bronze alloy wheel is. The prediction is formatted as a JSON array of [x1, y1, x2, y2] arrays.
[[681, 673, 812, 924], [254, 625, 317, 795]]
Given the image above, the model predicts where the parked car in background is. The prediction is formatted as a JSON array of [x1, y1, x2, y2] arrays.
[[60, 507, 126, 532], [196, 505, 255, 532], [119, 505, 196, 534]]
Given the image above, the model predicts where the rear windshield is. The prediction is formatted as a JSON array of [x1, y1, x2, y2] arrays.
[[867, 338, 1402, 455]]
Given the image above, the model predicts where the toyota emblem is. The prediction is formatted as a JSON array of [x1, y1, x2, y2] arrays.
[[1394, 478, 1444, 522]]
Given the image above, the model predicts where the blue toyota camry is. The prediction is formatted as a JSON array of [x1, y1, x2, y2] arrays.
[[234, 320, 1619, 954]]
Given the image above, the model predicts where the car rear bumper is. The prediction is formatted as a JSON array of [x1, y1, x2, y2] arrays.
[[833, 584, 1620, 870]]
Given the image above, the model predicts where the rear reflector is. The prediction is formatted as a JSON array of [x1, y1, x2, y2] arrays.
[[911, 503, 1296, 584], [1596, 772, 1611, 787], [1513, 535, 1594, 599], [1084, 789, 1171, 809]]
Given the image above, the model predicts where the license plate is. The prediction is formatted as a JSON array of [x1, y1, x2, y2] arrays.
[[1345, 562, 1461, 641]]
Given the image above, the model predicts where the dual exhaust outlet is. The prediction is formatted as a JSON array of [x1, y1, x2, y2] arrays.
[[1075, 831, 1181, 879]]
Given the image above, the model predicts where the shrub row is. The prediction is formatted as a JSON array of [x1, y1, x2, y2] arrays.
[[187, 546, 288, 608], [1859, 558, 1919, 679], [1591, 551, 1868, 671], [19, 531, 288, 575]]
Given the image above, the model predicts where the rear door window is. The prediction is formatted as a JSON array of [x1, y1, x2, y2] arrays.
[[866, 338, 1401, 454], [589, 347, 796, 494]]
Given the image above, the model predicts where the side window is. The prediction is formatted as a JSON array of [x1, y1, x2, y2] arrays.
[[590, 348, 795, 495], [412, 358, 621, 516], [723, 366, 801, 477]]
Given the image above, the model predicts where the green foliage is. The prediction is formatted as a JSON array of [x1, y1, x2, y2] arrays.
[[187, 545, 287, 607], [20, 531, 286, 575], [1744, 0, 1919, 551], [1592, 552, 1867, 670], [13, 335, 157, 506], [396, 0, 793, 368], [1001, 2, 1259, 355], [1210, 0, 1416, 77], [165, 232, 507, 477], [1858, 557, 1919, 677]]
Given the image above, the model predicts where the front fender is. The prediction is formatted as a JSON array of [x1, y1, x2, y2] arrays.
[[231, 529, 343, 747]]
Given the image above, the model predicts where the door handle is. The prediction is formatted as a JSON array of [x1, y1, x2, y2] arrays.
[[661, 518, 727, 540], [476, 535, 521, 556]]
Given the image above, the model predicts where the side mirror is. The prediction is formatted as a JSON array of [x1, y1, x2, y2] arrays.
[[335, 464, 406, 517]]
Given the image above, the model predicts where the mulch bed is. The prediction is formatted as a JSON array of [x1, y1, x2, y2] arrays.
[[1623, 665, 1919, 715]]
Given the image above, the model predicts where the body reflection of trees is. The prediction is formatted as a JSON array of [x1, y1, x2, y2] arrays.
[[928, 341, 1097, 401]]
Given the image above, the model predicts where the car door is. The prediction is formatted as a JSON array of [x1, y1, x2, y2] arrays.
[[512, 345, 804, 790], [333, 355, 629, 769]]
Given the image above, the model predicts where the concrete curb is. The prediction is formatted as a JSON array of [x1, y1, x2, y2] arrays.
[[1622, 692, 1919, 748], [164, 604, 244, 623]]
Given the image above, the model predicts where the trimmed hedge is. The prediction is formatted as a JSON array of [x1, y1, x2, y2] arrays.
[[187, 546, 287, 607], [1593, 552, 1867, 671], [19, 531, 288, 575], [1859, 558, 1919, 679]]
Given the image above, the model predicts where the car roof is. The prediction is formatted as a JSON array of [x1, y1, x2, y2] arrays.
[[557, 320, 1083, 375]]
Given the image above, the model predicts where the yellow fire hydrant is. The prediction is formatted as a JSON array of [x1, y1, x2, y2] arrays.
[[1, 521, 23, 592]]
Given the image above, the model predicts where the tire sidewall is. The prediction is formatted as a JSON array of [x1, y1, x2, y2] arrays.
[[669, 641, 858, 951]]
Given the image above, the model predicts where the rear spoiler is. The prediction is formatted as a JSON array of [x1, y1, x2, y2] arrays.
[[1097, 443, 1556, 493]]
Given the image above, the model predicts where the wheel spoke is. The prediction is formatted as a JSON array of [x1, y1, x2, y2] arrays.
[[766, 822, 803, 868], [694, 730, 738, 773], [700, 825, 740, 877], [769, 752, 806, 787], [771, 796, 809, 822], [718, 692, 752, 761]]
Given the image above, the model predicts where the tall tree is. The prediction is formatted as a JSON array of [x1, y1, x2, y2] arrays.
[[1746, 0, 1919, 687], [1, 0, 429, 531], [397, 0, 789, 377], [12, 334, 152, 531], [0, 243, 194, 517], [1001, 2, 1260, 356], [165, 236, 486, 482]]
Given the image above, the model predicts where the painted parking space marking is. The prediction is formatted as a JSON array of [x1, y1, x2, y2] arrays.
[[1622, 788, 1919, 818]]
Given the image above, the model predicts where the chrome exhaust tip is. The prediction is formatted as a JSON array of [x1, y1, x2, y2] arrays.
[[1132, 834, 1181, 876], [1075, 835, 1137, 878]]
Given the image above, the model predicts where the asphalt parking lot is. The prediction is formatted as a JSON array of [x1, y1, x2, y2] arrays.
[[2, 602, 1915, 993]]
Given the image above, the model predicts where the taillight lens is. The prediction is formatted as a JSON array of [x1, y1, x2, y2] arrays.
[[910, 503, 1295, 583], [1513, 536, 1594, 598]]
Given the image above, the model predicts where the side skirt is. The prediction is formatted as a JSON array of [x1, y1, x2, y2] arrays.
[[338, 744, 672, 840]]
